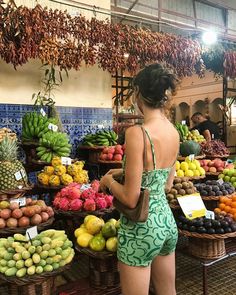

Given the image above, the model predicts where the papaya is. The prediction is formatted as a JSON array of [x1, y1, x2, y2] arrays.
[[44, 265, 53, 272], [5, 267, 17, 276], [16, 268, 27, 278]]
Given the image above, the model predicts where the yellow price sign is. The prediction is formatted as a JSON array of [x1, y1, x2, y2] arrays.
[[177, 193, 206, 220]]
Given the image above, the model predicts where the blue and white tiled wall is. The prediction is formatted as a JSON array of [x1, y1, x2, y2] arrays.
[[0, 104, 113, 157]]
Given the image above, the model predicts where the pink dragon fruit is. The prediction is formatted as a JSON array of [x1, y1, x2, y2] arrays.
[[104, 195, 113, 207], [83, 198, 96, 211], [68, 182, 81, 189], [53, 195, 61, 208], [60, 187, 69, 198], [95, 197, 107, 210], [59, 197, 70, 211], [67, 186, 81, 200], [81, 188, 96, 200], [90, 180, 100, 193], [70, 199, 83, 211]]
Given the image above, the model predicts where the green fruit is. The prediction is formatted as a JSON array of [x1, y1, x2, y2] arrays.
[[0, 266, 7, 273], [22, 251, 31, 260], [44, 265, 53, 272], [16, 260, 25, 269], [42, 244, 51, 251], [8, 247, 15, 253], [52, 262, 60, 270], [36, 266, 44, 274], [41, 237, 51, 245], [7, 260, 16, 268], [15, 246, 25, 253], [0, 260, 7, 266], [40, 251, 49, 259], [59, 260, 66, 267], [28, 246, 36, 254], [61, 248, 71, 260], [13, 253, 22, 261], [24, 258, 33, 268], [52, 255, 62, 263], [106, 237, 118, 252], [46, 257, 53, 265], [16, 268, 27, 278], [5, 267, 17, 276], [38, 259, 47, 267], [48, 249, 56, 257], [27, 265, 36, 275], [4, 252, 13, 261], [55, 247, 62, 254], [36, 246, 43, 254], [101, 222, 117, 238], [32, 240, 41, 247], [89, 234, 106, 252], [14, 234, 28, 242], [32, 253, 41, 264]]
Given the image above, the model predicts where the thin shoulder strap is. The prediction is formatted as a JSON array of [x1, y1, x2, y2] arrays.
[[143, 128, 157, 170], [140, 126, 148, 172]]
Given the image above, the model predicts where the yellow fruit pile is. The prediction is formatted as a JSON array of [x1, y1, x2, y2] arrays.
[[185, 129, 205, 143], [75, 215, 119, 252], [175, 156, 205, 178], [37, 157, 89, 187]]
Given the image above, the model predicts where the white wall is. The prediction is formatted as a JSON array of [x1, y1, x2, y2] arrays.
[[0, 0, 112, 108]]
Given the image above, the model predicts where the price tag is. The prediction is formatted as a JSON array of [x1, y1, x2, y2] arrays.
[[48, 123, 58, 132], [205, 210, 215, 220], [212, 134, 214, 139], [40, 108, 46, 117], [174, 171, 177, 177], [10, 197, 26, 207], [217, 178, 224, 185], [15, 171, 23, 181], [80, 184, 91, 191], [20, 169, 26, 178], [177, 193, 206, 220], [189, 154, 195, 161], [181, 120, 186, 125], [26, 226, 38, 240], [61, 157, 72, 165]]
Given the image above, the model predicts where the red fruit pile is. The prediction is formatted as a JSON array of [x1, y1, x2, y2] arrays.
[[200, 159, 234, 173], [100, 144, 125, 162], [0, 199, 54, 229], [53, 180, 113, 212]]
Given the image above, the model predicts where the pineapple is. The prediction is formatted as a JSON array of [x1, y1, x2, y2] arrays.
[[0, 137, 28, 190]]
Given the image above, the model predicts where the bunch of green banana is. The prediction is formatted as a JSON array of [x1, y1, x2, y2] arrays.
[[82, 130, 118, 147], [22, 112, 58, 142], [175, 123, 189, 141], [36, 132, 71, 163]]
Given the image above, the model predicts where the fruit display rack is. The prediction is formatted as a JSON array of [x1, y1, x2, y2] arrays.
[[0, 185, 34, 201], [177, 154, 206, 161], [77, 145, 105, 164], [0, 262, 71, 295], [54, 208, 114, 218], [75, 244, 116, 259], [0, 217, 54, 236]]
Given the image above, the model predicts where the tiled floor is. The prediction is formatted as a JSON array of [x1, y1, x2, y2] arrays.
[[0, 247, 235, 295]]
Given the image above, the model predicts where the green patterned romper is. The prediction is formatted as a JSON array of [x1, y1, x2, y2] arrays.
[[117, 129, 178, 267]]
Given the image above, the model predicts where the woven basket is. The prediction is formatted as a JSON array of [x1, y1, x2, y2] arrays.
[[54, 207, 114, 218], [178, 228, 236, 239], [0, 217, 54, 236], [0, 185, 34, 201], [75, 244, 116, 259], [188, 237, 226, 259]]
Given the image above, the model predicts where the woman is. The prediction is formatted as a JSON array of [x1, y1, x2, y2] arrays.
[[100, 64, 179, 295]]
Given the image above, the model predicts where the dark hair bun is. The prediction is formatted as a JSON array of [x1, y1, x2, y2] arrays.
[[133, 63, 178, 108]]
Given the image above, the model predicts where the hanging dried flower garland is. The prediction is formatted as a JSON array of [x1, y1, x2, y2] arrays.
[[0, 3, 205, 77]]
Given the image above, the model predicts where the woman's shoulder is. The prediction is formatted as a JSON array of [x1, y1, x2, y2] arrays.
[[125, 125, 143, 137]]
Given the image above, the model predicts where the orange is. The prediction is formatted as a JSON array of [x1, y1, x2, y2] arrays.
[[230, 208, 236, 215], [232, 195, 236, 202], [219, 203, 226, 211], [220, 196, 228, 203], [214, 208, 221, 214], [224, 206, 231, 213], [224, 198, 232, 206], [231, 202, 236, 208]]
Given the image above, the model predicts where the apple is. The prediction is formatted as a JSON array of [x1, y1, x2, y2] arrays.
[[208, 161, 215, 167], [203, 166, 209, 172], [113, 154, 122, 161], [103, 147, 109, 154], [107, 153, 114, 161], [209, 167, 217, 173], [100, 153, 107, 161], [108, 147, 115, 154]]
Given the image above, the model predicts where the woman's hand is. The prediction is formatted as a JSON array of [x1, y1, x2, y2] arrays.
[[99, 174, 114, 193], [106, 168, 123, 177]]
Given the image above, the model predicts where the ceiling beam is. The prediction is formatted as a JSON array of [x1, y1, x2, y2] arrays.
[[120, 0, 139, 22]]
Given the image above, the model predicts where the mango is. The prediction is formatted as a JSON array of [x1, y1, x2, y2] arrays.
[[7, 260, 16, 268], [55, 247, 62, 254], [24, 258, 33, 268], [40, 251, 48, 259], [52, 262, 60, 270], [36, 266, 43, 274], [12, 242, 21, 248], [32, 240, 41, 247], [27, 265, 36, 275], [14, 234, 28, 242], [16, 260, 25, 269], [52, 255, 62, 263], [41, 237, 51, 245], [13, 253, 22, 261], [42, 244, 51, 251], [15, 246, 25, 253], [48, 249, 56, 257], [5, 267, 17, 276], [0, 266, 7, 273], [62, 240, 73, 250], [0, 260, 7, 267], [32, 253, 41, 264], [16, 268, 27, 278], [36, 246, 43, 254], [4, 252, 13, 261], [38, 259, 46, 267], [28, 246, 36, 254], [22, 251, 31, 260], [50, 240, 63, 249], [8, 247, 15, 253], [44, 265, 53, 272], [46, 257, 53, 265], [64, 251, 75, 264], [59, 260, 66, 267], [61, 248, 71, 260], [40, 229, 57, 238]]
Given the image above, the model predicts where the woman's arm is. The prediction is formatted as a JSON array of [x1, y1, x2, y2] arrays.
[[202, 129, 212, 141], [99, 126, 143, 209], [165, 166, 176, 192]]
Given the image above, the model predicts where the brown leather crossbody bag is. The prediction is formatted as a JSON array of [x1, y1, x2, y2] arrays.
[[113, 126, 149, 222]]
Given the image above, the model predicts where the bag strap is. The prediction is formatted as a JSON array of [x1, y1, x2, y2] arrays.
[[140, 126, 148, 172]]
